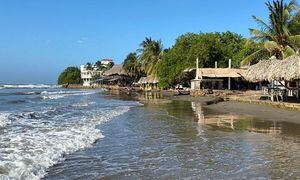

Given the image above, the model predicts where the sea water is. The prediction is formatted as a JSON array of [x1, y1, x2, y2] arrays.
[[0, 85, 139, 179]]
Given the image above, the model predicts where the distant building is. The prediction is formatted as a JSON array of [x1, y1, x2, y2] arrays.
[[100, 59, 113, 66], [80, 65, 102, 86]]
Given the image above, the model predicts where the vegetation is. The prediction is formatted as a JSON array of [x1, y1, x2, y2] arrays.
[[139, 37, 164, 77], [95, 60, 114, 71], [57, 67, 81, 85], [85, 62, 93, 70], [157, 32, 259, 88], [241, 0, 300, 65], [123, 52, 144, 81]]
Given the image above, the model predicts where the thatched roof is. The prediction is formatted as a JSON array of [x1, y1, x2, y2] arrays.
[[275, 55, 300, 81], [138, 76, 159, 84], [244, 55, 300, 82], [198, 68, 245, 78], [103, 65, 127, 76]]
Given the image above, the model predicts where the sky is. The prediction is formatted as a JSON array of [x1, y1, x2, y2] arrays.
[[0, 0, 269, 84]]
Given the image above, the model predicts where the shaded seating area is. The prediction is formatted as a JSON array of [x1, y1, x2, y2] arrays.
[[198, 68, 246, 90], [137, 76, 159, 90], [244, 55, 300, 102], [94, 65, 131, 86]]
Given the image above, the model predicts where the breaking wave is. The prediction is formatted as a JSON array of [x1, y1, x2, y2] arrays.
[[1, 84, 60, 89], [40, 90, 99, 100], [0, 113, 10, 127], [0, 106, 131, 180]]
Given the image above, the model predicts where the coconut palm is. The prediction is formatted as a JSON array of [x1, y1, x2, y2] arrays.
[[123, 52, 143, 80], [241, 0, 300, 65], [139, 37, 164, 77]]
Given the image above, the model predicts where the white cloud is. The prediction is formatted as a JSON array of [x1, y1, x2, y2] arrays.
[[76, 37, 89, 44]]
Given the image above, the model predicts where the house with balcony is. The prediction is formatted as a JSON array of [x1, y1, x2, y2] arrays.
[[80, 65, 102, 86]]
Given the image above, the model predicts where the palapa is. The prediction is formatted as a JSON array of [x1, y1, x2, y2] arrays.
[[103, 65, 127, 76], [198, 68, 245, 78], [244, 55, 300, 82], [137, 76, 159, 84]]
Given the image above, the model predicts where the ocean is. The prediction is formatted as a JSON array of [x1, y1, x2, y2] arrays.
[[0, 85, 139, 179], [0, 85, 300, 179]]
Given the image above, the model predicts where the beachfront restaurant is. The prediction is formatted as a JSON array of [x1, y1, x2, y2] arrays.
[[94, 65, 131, 86], [191, 67, 246, 90], [244, 55, 300, 102], [137, 76, 159, 90]]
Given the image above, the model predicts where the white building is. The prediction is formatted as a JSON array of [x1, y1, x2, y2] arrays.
[[100, 59, 113, 66], [80, 65, 102, 86]]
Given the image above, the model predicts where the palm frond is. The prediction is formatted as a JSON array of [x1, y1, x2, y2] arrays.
[[283, 45, 296, 58], [241, 49, 270, 66], [264, 41, 280, 52]]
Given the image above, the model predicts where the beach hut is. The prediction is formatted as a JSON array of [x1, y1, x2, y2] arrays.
[[96, 65, 131, 86], [103, 64, 127, 76], [244, 55, 300, 100], [191, 58, 246, 90], [137, 76, 159, 90]]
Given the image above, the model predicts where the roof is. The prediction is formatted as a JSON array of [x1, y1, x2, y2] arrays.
[[103, 65, 127, 76], [244, 55, 300, 82], [138, 76, 159, 84], [198, 68, 245, 78]]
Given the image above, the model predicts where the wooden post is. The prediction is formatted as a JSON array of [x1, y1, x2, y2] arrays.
[[228, 59, 231, 90], [196, 57, 199, 80], [296, 81, 299, 99]]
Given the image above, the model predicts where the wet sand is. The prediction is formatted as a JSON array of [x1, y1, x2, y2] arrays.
[[99, 88, 300, 124], [153, 91, 300, 124], [206, 101, 300, 124]]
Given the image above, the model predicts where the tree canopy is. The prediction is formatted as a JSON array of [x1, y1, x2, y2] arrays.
[[57, 67, 81, 85], [241, 0, 300, 65], [139, 37, 164, 77], [123, 52, 144, 81], [157, 32, 258, 88]]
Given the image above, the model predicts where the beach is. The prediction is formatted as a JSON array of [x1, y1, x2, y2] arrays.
[[103, 88, 300, 124], [44, 89, 300, 179]]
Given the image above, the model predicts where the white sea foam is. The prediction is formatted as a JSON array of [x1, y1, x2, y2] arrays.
[[2, 84, 60, 89], [41, 90, 98, 100], [0, 106, 131, 180], [72, 102, 96, 107], [0, 113, 10, 127], [41, 94, 67, 100]]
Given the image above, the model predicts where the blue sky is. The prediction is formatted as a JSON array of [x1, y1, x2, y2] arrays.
[[0, 0, 268, 84]]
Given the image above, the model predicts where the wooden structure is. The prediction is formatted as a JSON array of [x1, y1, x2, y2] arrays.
[[95, 65, 131, 86], [244, 55, 300, 101], [191, 58, 245, 90], [137, 76, 159, 90]]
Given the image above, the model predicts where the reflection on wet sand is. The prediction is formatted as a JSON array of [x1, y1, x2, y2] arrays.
[[191, 102, 283, 135]]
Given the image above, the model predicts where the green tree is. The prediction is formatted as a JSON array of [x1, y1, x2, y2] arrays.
[[241, 0, 300, 65], [289, 12, 300, 35], [158, 32, 254, 89], [57, 67, 81, 85], [123, 52, 144, 81], [139, 37, 164, 77], [95, 60, 114, 71], [85, 62, 93, 70]]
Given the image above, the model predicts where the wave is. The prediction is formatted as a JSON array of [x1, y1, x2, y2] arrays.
[[0, 113, 11, 127], [71, 102, 96, 108], [1, 84, 60, 89], [0, 106, 131, 180], [40, 90, 99, 100]]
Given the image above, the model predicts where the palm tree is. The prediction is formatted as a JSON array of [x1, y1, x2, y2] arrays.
[[123, 52, 143, 80], [241, 0, 300, 65], [139, 37, 164, 77]]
